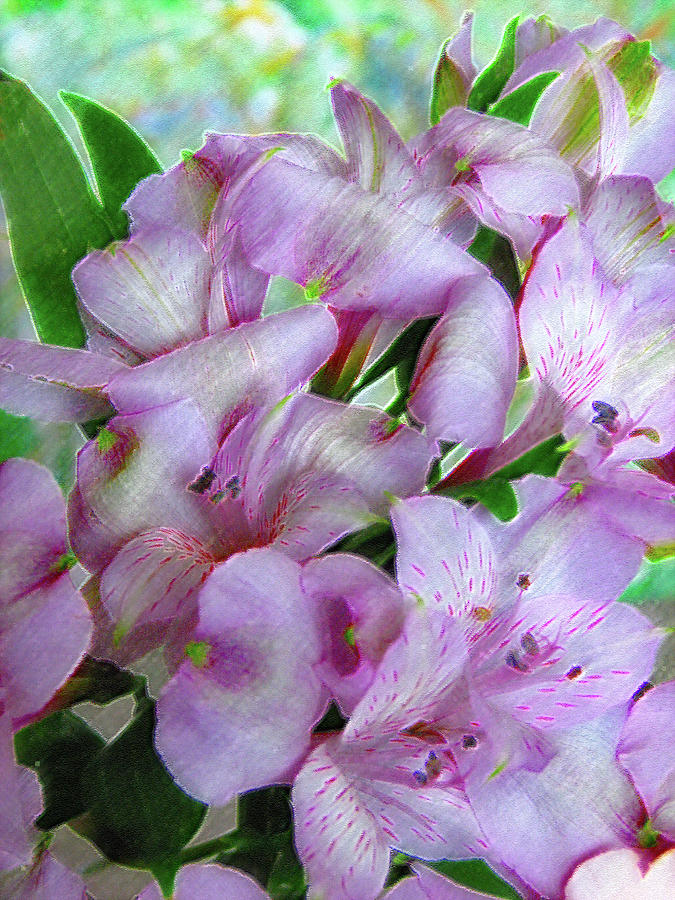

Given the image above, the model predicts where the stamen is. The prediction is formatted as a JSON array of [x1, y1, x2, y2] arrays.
[[631, 681, 654, 703], [505, 651, 528, 672], [516, 573, 532, 590], [187, 466, 216, 494], [462, 734, 478, 749], [590, 399, 620, 433], [520, 632, 539, 656], [565, 665, 583, 680]]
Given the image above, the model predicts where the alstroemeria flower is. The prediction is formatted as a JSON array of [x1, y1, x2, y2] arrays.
[[154, 547, 325, 805], [502, 18, 675, 183], [77, 389, 433, 664], [617, 681, 675, 842], [291, 495, 658, 899], [0, 459, 92, 726], [137, 863, 271, 899], [486, 204, 674, 477], [564, 848, 675, 900]]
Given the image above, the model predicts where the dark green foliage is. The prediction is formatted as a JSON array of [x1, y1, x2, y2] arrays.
[[467, 16, 519, 113], [60, 91, 162, 238], [14, 710, 105, 830], [80, 693, 206, 878], [494, 433, 567, 479], [0, 409, 38, 463]]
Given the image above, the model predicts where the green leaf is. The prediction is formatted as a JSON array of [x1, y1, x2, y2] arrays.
[[467, 16, 519, 113], [60, 91, 162, 239], [444, 477, 518, 522], [428, 858, 522, 899], [489, 71, 560, 126], [45, 656, 146, 710], [494, 434, 567, 480], [0, 70, 115, 347], [14, 710, 105, 830], [80, 693, 206, 869], [430, 40, 466, 125], [344, 317, 438, 402], [468, 227, 520, 299], [0, 408, 38, 463]]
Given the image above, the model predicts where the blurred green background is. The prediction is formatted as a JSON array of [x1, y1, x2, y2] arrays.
[[0, 0, 673, 635]]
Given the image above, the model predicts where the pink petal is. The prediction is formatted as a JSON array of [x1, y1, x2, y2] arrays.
[[230, 154, 485, 318], [622, 68, 675, 182], [4, 852, 87, 899], [0, 712, 41, 870], [0, 338, 124, 423], [72, 400, 217, 571], [0, 458, 68, 604], [565, 848, 675, 900], [107, 305, 338, 441], [302, 553, 408, 713], [391, 496, 500, 626], [1, 575, 92, 722], [408, 275, 518, 447], [137, 863, 271, 900], [97, 528, 216, 663], [217, 393, 434, 560], [155, 548, 323, 804], [618, 682, 675, 841], [329, 80, 418, 195], [465, 712, 643, 899], [474, 475, 645, 604], [73, 228, 212, 358]]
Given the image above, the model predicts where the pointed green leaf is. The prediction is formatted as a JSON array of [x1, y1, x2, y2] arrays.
[[428, 858, 522, 899], [430, 40, 467, 125], [468, 16, 519, 113], [494, 433, 567, 480], [489, 71, 560, 126], [468, 226, 520, 299], [60, 91, 162, 239], [444, 477, 519, 522], [14, 710, 105, 830], [0, 69, 114, 347]]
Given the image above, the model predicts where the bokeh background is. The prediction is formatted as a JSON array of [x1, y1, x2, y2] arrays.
[[0, 3, 673, 896]]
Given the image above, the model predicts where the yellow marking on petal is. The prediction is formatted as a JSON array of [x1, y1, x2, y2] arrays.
[[638, 819, 660, 848], [487, 759, 508, 781], [343, 625, 356, 647], [557, 437, 580, 453], [473, 606, 492, 622], [304, 274, 330, 300], [112, 622, 129, 648], [660, 224, 674, 244], [97, 427, 119, 454], [628, 427, 660, 443], [567, 481, 585, 498], [50, 551, 78, 574], [185, 640, 211, 668], [454, 155, 471, 173], [646, 542, 675, 563], [325, 77, 343, 91]]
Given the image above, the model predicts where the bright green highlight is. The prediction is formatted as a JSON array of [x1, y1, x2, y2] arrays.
[[304, 274, 330, 300], [50, 550, 78, 573], [343, 625, 356, 647], [185, 640, 211, 668], [97, 427, 119, 454], [638, 819, 660, 848]]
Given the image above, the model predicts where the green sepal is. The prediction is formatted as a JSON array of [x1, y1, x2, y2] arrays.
[[467, 16, 519, 113], [489, 71, 560, 126], [79, 692, 206, 869], [0, 69, 114, 347], [14, 710, 105, 830], [60, 90, 162, 239], [468, 227, 520, 299], [430, 39, 466, 125], [427, 858, 522, 899]]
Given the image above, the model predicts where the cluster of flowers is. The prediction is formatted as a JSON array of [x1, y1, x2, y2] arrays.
[[1, 13, 674, 900]]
